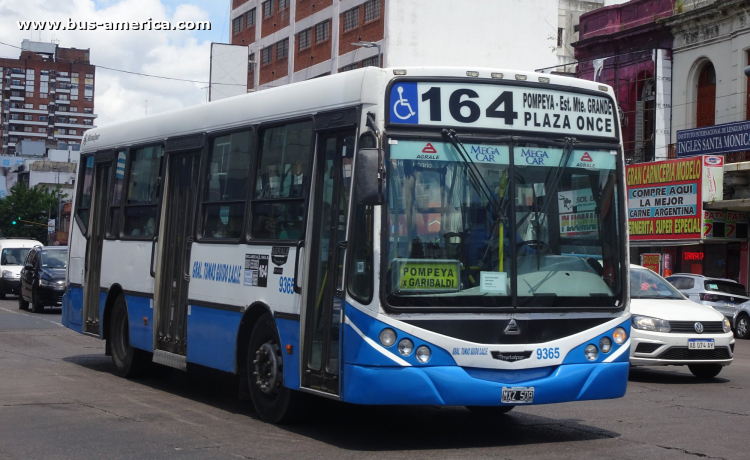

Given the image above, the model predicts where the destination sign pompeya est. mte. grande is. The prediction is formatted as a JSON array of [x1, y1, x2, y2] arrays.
[[388, 81, 617, 138]]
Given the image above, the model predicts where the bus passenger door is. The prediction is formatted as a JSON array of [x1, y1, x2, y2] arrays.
[[302, 129, 355, 394], [153, 150, 201, 364], [83, 154, 112, 335]]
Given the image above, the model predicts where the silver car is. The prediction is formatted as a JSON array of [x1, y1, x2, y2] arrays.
[[732, 302, 750, 340], [666, 273, 750, 330]]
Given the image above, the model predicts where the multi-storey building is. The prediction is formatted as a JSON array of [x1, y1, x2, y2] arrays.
[[0, 40, 97, 155]]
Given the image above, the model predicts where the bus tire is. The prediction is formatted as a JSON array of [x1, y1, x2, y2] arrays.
[[109, 294, 149, 378], [247, 313, 301, 424], [466, 405, 515, 417]]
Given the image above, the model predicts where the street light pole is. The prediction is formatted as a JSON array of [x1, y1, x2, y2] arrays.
[[351, 41, 382, 68]]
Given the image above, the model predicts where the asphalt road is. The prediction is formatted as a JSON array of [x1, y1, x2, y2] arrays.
[[1, 299, 749, 460]]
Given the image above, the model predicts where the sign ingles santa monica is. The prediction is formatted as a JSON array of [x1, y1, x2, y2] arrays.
[[676, 120, 750, 157]]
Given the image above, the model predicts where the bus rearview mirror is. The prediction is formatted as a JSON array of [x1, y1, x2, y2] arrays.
[[355, 148, 384, 205]]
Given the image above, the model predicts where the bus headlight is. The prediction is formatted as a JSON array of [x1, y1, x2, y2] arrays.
[[723, 318, 732, 333], [585, 344, 599, 361], [599, 337, 613, 353], [379, 329, 396, 347], [613, 327, 627, 344], [415, 346, 431, 363], [397, 338, 414, 356]]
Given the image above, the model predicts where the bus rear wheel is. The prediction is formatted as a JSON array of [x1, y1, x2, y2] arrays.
[[247, 313, 301, 424], [109, 294, 149, 378]]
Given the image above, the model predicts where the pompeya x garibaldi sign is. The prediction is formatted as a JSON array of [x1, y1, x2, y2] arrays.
[[626, 156, 723, 241]]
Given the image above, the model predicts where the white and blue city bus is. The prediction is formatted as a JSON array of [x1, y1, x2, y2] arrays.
[[63, 66, 630, 423]]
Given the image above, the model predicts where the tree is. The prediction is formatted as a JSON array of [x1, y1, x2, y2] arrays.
[[0, 182, 66, 242]]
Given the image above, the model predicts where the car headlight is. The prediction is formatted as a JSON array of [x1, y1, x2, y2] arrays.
[[2, 270, 13, 278], [723, 317, 732, 333], [632, 315, 671, 333], [40, 279, 54, 287]]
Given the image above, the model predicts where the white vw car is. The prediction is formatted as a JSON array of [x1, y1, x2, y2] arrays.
[[630, 265, 734, 379]]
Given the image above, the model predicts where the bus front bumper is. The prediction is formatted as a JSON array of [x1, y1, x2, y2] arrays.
[[341, 362, 629, 406]]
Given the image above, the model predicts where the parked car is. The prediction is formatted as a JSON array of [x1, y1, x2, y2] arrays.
[[18, 246, 68, 313], [631, 265, 734, 379], [732, 301, 750, 340], [0, 239, 43, 299], [665, 273, 750, 323]]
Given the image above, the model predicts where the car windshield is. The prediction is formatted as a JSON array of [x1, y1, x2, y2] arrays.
[[705, 280, 747, 296], [385, 139, 624, 309], [40, 249, 68, 269], [1, 248, 32, 266], [631, 268, 684, 299]]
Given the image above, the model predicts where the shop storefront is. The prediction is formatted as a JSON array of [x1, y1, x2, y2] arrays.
[[627, 155, 750, 286]]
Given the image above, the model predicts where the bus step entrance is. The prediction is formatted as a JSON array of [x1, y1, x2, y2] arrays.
[[153, 350, 187, 371]]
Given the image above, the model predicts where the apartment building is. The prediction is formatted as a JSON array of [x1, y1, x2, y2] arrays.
[[0, 40, 98, 155]]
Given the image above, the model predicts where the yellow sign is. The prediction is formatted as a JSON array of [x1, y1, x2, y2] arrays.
[[393, 259, 460, 292]]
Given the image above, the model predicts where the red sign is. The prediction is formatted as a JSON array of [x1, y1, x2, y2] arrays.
[[641, 253, 661, 274], [580, 152, 593, 162], [422, 143, 437, 154], [683, 251, 704, 261], [626, 157, 703, 241]]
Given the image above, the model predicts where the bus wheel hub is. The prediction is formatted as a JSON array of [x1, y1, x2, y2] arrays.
[[254, 341, 282, 395]]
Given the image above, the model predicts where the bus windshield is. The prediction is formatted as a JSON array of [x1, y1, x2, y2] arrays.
[[385, 139, 623, 309]]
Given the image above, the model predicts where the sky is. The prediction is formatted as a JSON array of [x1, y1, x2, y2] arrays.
[[0, 0, 233, 127]]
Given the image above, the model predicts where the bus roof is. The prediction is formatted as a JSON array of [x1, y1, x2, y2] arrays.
[[80, 66, 613, 153]]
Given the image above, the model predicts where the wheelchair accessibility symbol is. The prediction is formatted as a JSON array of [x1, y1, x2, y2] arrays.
[[393, 86, 416, 120], [390, 83, 419, 124]]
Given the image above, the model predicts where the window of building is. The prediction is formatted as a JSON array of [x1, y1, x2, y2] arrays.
[[69, 129, 77, 135], [697, 62, 716, 128], [85, 96, 93, 102], [298, 28, 312, 50], [58, 106, 68, 112], [278, 0, 289, 11], [76, 156, 95, 231], [58, 129, 66, 135], [362, 56, 379, 68], [40, 93, 48, 99], [124, 145, 164, 238], [24, 103, 33, 109], [11, 79, 21, 85], [233, 16, 243, 35], [343, 7, 359, 32], [262, 0, 274, 18], [315, 20, 329, 43], [11, 91, 21, 97], [108, 150, 127, 237], [85, 73, 93, 79], [276, 38, 289, 60], [364, 0, 380, 23], [23, 115, 32, 121], [37, 127, 46, 133], [252, 120, 314, 239], [84, 119, 92, 125], [340, 63, 358, 72], [10, 115, 19, 120], [71, 72, 78, 77], [58, 94, 69, 101], [248, 53, 256, 72], [201, 130, 253, 239], [247, 8, 256, 27], [557, 28, 564, 48], [70, 107, 78, 112], [39, 116, 47, 122], [39, 104, 47, 110], [261, 46, 273, 65], [59, 71, 69, 77], [23, 127, 33, 132], [83, 107, 92, 113]]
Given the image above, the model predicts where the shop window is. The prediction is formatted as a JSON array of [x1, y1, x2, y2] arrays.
[[697, 63, 716, 128], [201, 130, 253, 239], [251, 120, 314, 239], [123, 145, 163, 238]]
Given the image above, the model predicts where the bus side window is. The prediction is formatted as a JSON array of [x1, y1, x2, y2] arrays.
[[251, 120, 314, 240], [123, 145, 163, 238], [201, 130, 253, 239], [107, 149, 126, 238], [75, 155, 95, 233]]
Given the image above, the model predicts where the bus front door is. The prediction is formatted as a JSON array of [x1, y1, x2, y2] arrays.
[[83, 156, 111, 335], [302, 129, 355, 394], [153, 150, 200, 366]]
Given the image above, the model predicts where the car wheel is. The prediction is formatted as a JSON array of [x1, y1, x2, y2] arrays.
[[688, 364, 723, 379], [466, 406, 515, 417], [0, 287, 6, 300], [247, 313, 302, 424], [31, 287, 44, 313], [18, 293, 29, 310], [109, 294, 149, 378], [735, 313, 750, 340]]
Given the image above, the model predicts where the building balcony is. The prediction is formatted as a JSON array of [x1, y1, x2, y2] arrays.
[[56, 88, 70, 93], [56, 77, 70, 82], [55, 122, 95, 129], [56, 111, 97, 118], [8, 120, 47, 126], [9, 108, 47, 114], [55, 133, 82, 140], [8, 131, 46, 137], [55, 99, 70, 105], [9, 96, 24, 101], [8, 85, 25, 90]]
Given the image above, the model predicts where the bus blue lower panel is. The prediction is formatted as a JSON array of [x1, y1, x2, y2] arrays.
[[125, 295, 153, 352], [342, 362, 629, 405], [63, 286, 84, 332], [187, 305, 242, 373]]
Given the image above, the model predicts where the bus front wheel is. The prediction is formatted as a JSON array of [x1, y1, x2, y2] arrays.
[[247, 313, 301, 424], [109, 294, 149, 378]]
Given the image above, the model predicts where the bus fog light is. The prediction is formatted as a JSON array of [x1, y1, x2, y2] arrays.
[[599, 337, 612, 353], [585, 344, 599, 361], [379, 328, 396, 347], [398, 338, 414, 356], [613, 327, 627, 344], [415, 346, 431, 363]]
